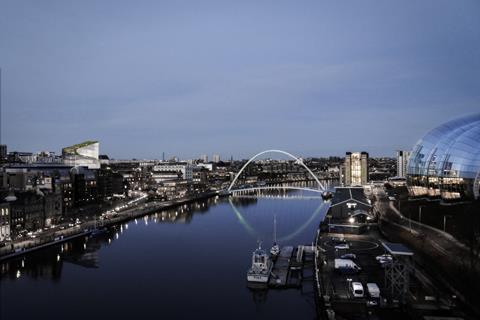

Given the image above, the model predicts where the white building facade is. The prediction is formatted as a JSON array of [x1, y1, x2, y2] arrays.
[[153, 163, 193, 181], [62, 141, 100, 169], [396, 150, 411, 178]]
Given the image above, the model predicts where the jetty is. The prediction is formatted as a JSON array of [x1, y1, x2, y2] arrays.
[[267, 245, 315, 289]]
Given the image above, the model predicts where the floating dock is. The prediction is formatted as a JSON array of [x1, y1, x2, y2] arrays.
[[267, 245, 315, 289], [269, 246, 293, 287]]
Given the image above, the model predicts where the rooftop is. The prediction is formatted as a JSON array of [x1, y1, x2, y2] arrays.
[[331, 187, 371, 208], [62, 140, 98, 154], [381, 242, 414, 256]]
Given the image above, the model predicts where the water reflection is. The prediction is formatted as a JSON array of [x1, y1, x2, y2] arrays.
[[0, 192, 327, 282], [0, 197, 219, 281], [249, 287, 268, 310], [1, 191, 325, 320], [229, 191, 329, 243]]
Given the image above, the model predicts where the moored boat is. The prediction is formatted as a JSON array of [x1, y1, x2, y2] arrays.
[[247, 243, 273, 283]]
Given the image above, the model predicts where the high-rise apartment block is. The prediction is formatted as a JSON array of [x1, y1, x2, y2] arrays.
[[396, 150, 411, 178], [0, 145, 7, 160], [342, 151, 369, 186]]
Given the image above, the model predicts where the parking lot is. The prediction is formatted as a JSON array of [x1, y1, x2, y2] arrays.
[[320, 231, 386, 303], [317, 226, 467, 319]]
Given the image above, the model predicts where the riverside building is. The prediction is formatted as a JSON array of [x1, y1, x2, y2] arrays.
[[342, 152, 369, 186], [407, 113, 480, 202]]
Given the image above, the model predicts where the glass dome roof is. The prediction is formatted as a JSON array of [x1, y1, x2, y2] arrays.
[[407, 113, 480, 200]]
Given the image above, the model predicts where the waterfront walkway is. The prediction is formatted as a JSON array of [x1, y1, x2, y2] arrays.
[[0, 191, 219, 261]]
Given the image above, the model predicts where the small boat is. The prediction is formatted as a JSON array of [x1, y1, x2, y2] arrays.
[[321, 191, 333, 200], [247, 242, 273, 283], [90, 228, 106, 236], [270, 214, 280, 258], [89, 216, 107, 236]]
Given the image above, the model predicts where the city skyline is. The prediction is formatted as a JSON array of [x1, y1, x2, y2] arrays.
[[1, 1, 479, 159], [1, 2, 480, 319]]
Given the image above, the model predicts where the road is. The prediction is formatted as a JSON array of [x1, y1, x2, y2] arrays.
[[0, 191, 218, 260]]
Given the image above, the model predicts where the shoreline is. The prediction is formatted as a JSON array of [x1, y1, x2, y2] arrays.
[[0, 191, 220, 262]]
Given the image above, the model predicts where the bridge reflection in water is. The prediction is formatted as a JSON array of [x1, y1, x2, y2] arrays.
[[2, 189, 326, 319], [229, 187, 330, 243]]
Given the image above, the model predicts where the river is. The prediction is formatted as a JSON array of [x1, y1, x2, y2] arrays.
[[0, 190, 329, 320]]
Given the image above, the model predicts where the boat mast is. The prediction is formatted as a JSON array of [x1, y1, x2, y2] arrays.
[[273, 214, 277, 244]]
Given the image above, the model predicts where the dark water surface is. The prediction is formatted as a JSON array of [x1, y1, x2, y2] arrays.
[[1, 192, 328, 320]]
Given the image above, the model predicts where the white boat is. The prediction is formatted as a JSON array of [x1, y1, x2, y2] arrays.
[[270, 214, 280, 258], [247, 243, 273, 283]]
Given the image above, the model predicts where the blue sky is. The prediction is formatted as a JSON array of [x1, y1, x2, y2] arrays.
[[1, 1, 479, 159]]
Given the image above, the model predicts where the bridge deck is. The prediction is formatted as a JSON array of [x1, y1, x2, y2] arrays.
[[230, 186, 324, 194], [232, 195, 322, 200]]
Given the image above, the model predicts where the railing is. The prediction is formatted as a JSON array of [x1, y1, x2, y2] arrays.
[[230, 186, 323, 194], [0, 227, 91, 258]]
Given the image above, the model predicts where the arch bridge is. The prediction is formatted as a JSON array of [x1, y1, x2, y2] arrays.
[[227, 149, 327, 196]]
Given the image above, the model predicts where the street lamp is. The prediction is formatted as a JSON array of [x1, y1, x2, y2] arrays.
[[409, 209, 412, 233], [443, 215, 452, 233], [418, 205, 425, 225], [417, 205, 426, 233]]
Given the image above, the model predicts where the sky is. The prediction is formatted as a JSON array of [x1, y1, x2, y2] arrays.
[[0, 1, 479, 160]]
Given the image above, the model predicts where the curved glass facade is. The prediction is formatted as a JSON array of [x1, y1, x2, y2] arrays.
[[407, 114, 480, 202]]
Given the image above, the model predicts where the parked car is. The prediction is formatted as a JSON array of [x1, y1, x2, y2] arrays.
[[376, 254, 393, 267], [340, 253, 357, 260], [376, 254, 392, 261], [366, 283, 380, 299], [331, 236, 346, 244], [334, 243, 350, 250], [334, 259, 361, 274], [376, 254, 392, 262], [367, 300, 378, 307], [349, 282, 364, 298]]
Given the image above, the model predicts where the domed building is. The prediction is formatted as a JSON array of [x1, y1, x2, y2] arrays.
[[407, 113, 480, 202]]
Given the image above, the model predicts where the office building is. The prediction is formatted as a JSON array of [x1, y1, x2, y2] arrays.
[[8, 152, 37, 163], [153, 163, 193, 181]]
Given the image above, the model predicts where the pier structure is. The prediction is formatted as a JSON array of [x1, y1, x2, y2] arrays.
[[266, 244, 315, 289]]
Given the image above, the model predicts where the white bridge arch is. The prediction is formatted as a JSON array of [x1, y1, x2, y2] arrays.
[[227, 149, 327, 192]]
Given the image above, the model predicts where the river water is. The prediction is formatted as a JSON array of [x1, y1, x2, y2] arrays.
[[1, 191, 329, 320]]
